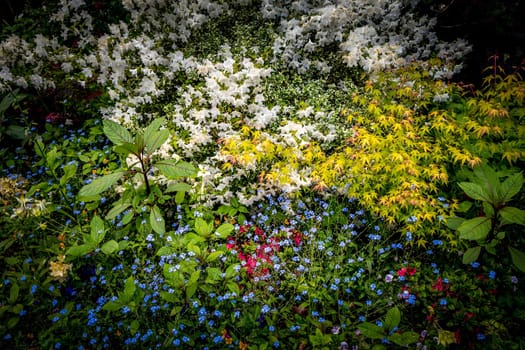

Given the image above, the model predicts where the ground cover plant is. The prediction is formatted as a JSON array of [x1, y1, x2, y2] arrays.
[[1, 0, 524, 349]]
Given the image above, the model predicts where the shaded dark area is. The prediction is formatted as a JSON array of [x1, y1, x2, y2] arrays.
[[418, 0, 525, 85]]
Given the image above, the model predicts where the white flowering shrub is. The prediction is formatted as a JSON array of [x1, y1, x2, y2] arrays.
[[0, 0, 472, 207]]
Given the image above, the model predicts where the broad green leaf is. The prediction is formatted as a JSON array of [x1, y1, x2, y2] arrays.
[[399, 331, 420, 345], [7, 316, 19, 329], [188, 270, 201, 285], [186, 282, 198, 300], [66, 244, 93, 257], [214, 223, 234, 239], [160, 291, 179, 303], [130, 320, 140, 335], [102, 300, 121, 312], [101, 240, 119, 255], [358, 322, 385, 340], [150, 205, 165, 234], [482, 201, 494, 218], [499, 206, 525, 226], [500, 172, 523, 203], [106, 202, 131, 220], [457, 217, 491, 241], [446, 217, 465, 230], [155, 160, 197, 179], [114, 142, 140, 157], [473, 163, 501, 203], [175, 190, 185, 204], [165, 182, 193, 193], [123, 277, 136, 299], [206, 251, 224, 262], [6, 125, 26, 140], [384, 306, 401, 331], [226, 281, 240, 294], [194, 217, 212, 237], [205, 267, 222, 283], [121, 210, 134, 225], [458, 182, 491, 203], [90, 215, 105, 244], [509, 246, 525, 273], [462, 246, 481, 264], [103, 119, 132, 145], [144, 121, 169, 154], [78, 171, 125, 197]]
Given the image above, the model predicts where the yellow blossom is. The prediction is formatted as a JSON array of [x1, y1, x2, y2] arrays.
[[49, 255, 72, 283]]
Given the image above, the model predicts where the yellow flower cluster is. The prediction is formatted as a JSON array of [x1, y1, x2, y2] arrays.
[[49, 255, 73, 283]]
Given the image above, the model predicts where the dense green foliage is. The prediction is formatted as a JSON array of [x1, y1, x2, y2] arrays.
[[1, 1, 524, 349]]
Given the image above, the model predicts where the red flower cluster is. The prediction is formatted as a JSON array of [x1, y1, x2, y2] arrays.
[[397, 267, 417, 277], [226, 225, 303, 279]]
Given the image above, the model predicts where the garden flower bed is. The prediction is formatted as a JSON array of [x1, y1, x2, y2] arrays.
[[1, 1, 524, 349]]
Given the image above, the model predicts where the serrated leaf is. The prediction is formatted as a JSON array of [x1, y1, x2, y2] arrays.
[[499, 206, 525, 226], [457, 217, 491, 240], [509, 246, 525, 273], [103, 119, 132, 145], [358, 322, 385, 340], [155, 160, 197, 179], [500, 172, 523, 203], [462, 246, 481, 264], [458, 182, 491, 203], [150, 205, 165, 234], [384, 306, 401, 331], [101, 240, 119, 255], [78, 171, 125, 197]]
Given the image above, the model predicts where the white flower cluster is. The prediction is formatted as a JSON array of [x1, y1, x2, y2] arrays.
[[0, 0, 471, 206]]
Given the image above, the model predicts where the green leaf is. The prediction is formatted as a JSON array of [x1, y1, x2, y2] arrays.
[[446, 217, 465, 230], [175, 190, 185, 204], [155, 160, 197, 179], [66, 244, 93, 257], [462, 246, 481, 264], [106, 202, 131, 220], [6, 125, 26, 140], [500, 172, 523, 203], [60, 163, 77, 186], [194, 217, 212, 237], [499, 206, 525, 226], [123, 277, 136, 299], [206, 251, 224, 262], [165, 182, 193, 193], [9, 283, 19, 304], [101, 240, 119, 255], [144, 119, 169, 154], [457, 217, 491, 241], [205, 267, 222, 283], [509, 246, 525, 273], [358, 322, 385, 340], [482, 201, 494, 218], [78, 171, 125, 197], [188, 270, 201, 285], [114, 142, 140, 157], [90, 215, 105, 245], [7, 316, 19, 329], [384, 306, 401, 331], [214, 223, 234, 239], [186, 282, 198, 300], [458, 182, 491, 203], [103, 119, 132, 145], [472, 163, 501, 203], [150, 205, 165, 234], [102, 300, 122, 312], [399, 331, 420, 345]]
